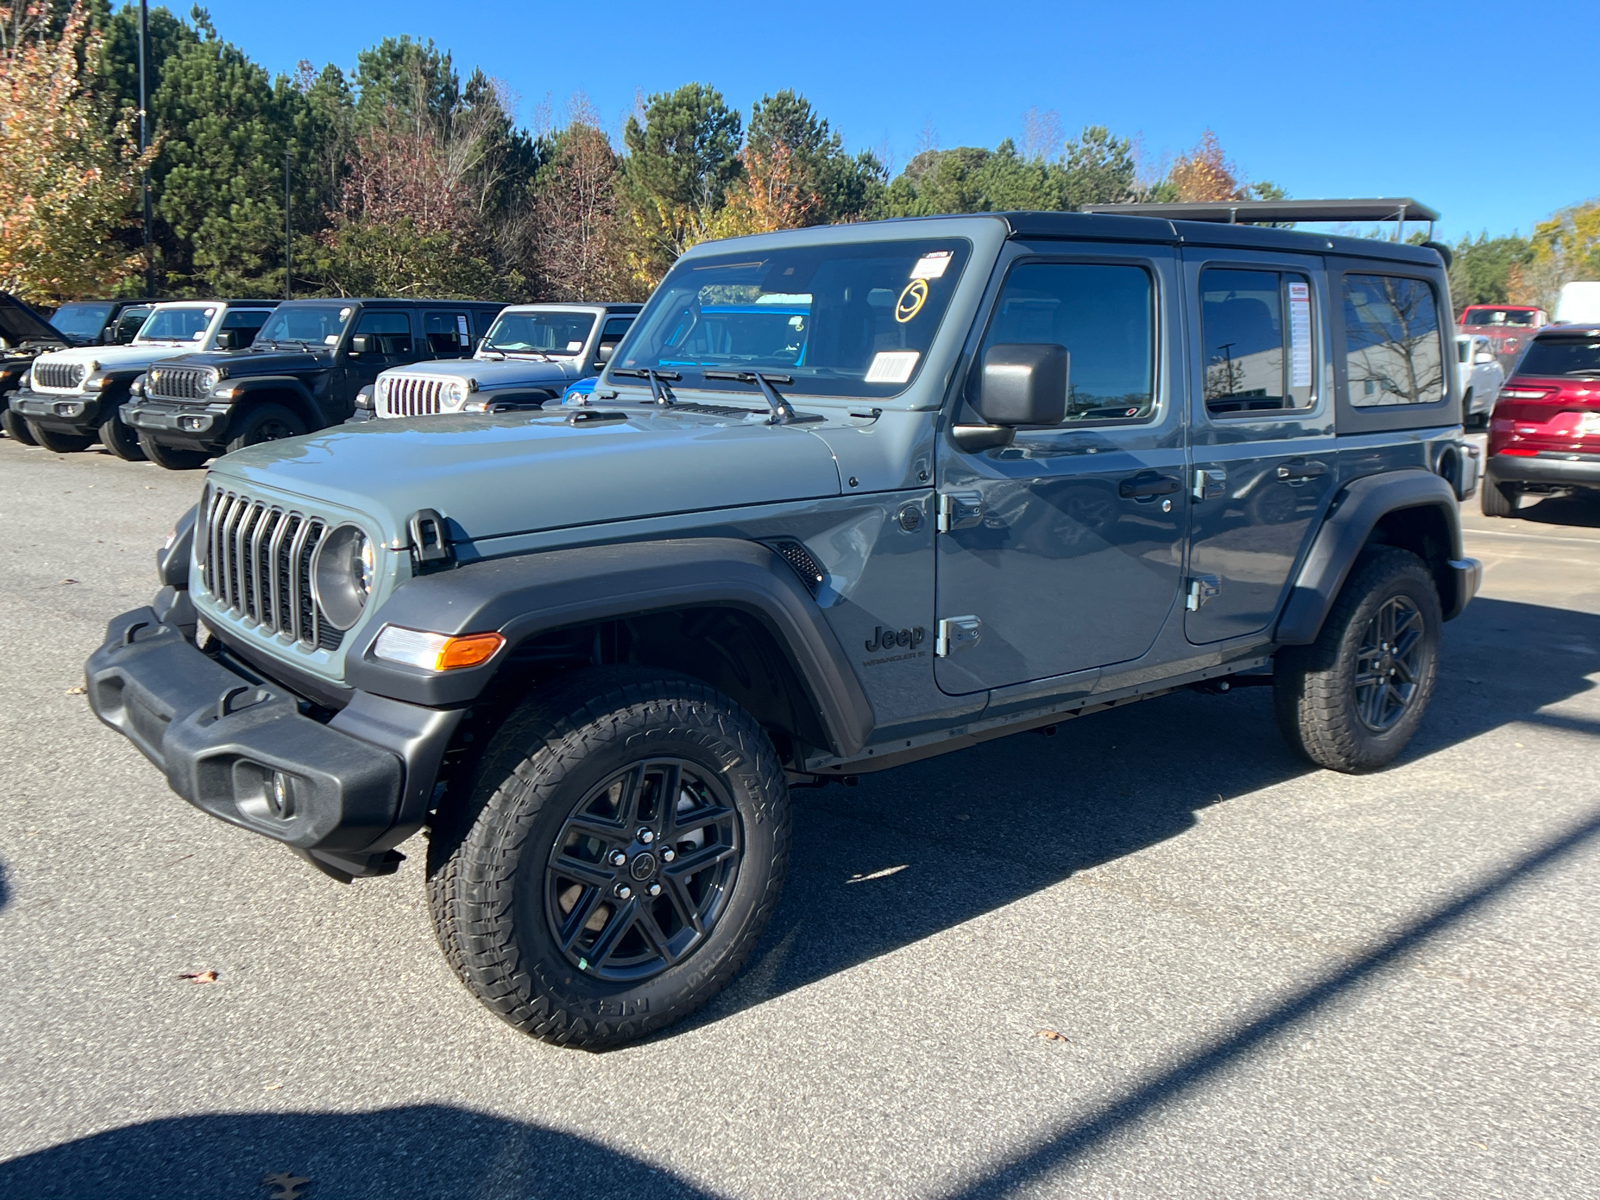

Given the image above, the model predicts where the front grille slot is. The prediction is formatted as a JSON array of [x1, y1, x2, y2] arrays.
[[382, 375, 446, 417], [148, 366, 211, 401], [32, 361, 85, 391], [200, 487, 344, 650]]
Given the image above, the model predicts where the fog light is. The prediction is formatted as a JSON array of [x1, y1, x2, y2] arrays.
[[178, 415, 207, 432], [53, 401, 85, 417], [373, 625, 504, 671], [266, 770, 294, 818]]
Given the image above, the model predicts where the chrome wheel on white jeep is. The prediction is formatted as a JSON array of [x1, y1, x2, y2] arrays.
[[426, 668, 790, 1047]]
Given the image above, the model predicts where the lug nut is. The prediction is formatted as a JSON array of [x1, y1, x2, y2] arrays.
[[609, 851, 627, 867], [638, 829, 655, 844], [615, 884, 632, 900], [648, 883, 662, 897], [661, 848, 675, 862]]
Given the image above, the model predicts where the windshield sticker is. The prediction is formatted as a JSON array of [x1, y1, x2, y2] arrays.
[[204, 307, 216, 317], [566, 340, 584, 352], [323, 334, 339, 345], [895, 279, 929, 324], [338, 308, 352, 320], [865, 350, 919, 384], [191, 330, 205, 339], [456, 314, 470, 346], [1288, 281, 1312, 387], [910, 251, 953, 280]]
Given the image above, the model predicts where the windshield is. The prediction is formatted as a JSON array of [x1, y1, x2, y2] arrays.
[[1463, 307, 1538, 327], [50, 302, 114, 340], [137, 306, 215, 343], [256, 303, 355, 347], [613, 238, 972, 397], [484, 310, 596, 355], [1518, 337, 1600, 377]]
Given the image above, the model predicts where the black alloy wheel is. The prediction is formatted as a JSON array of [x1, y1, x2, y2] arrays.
[[545, 757, 741, 983], [225, 403, 307, 454], [1352, 595, 1424, 733]]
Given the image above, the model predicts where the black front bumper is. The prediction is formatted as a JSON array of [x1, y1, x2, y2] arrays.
[[86, 605, 463, 879], [120, 398, 230, 450], [9, 386, 108, 432], [1487, 452, 1600, 491]]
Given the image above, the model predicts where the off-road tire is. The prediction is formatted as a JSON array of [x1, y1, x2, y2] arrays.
[[1480, 478, 1517, 517], [1273, 545, 1441, 773], [26, 420, 94, 453], [224, 403, 305, 453], [1, 405, 37, 444], [98, 412, 146, 461], [427, 667, 791, 1048], [138, 434, 208, 470]]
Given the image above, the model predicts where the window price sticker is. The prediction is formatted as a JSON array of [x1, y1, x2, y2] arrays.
[[910, 251, 953, 280], [1288, 281, 1313, 388], [865, 350, 919, 383], [457, 314, 471, 346]]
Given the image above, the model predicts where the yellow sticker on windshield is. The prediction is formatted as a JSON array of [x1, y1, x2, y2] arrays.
[[895, 279, 929, 324]]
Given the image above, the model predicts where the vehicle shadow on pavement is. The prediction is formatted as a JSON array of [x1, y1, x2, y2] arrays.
[[689, 596, 1600, 1032], [0, 1104, 723, 1200], [1513, 493, 1600, 528]]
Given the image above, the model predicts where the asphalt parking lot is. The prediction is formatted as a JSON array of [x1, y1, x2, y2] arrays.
[[1, 435, 1597, 1200]]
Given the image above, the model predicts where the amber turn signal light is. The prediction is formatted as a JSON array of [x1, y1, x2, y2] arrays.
[[372, 626, 505, 671]]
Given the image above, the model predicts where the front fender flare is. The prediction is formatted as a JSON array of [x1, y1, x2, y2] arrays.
[[343, 538, 875, 758], [1275, 470, 1464, 645], [222, 376, 323, 428]]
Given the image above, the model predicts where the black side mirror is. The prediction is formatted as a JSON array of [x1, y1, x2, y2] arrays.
[[213, 330, 238, 351], [977, 344, 1069, 425], [350, 333, 376, 355]]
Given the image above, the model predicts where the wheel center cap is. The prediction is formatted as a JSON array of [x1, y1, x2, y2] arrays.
[[629, 852, 657, 881]]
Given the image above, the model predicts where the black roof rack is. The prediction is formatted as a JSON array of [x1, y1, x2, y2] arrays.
[[1081, 198, 1440, 227]]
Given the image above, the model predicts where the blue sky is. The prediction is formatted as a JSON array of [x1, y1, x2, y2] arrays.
[[201, 0, 1597, 242]]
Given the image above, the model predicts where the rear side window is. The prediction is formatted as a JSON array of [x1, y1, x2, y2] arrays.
[[1343, 275, 1445, 407], [1199, 268, 1315, 414], [1517, 337, 1600, 378], [980, 262, 1156, 422], [424, 311, 473, 357]]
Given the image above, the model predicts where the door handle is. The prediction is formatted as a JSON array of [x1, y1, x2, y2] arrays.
[[1118, 471, 1182, 500], [1277, 460, 1328, 482]]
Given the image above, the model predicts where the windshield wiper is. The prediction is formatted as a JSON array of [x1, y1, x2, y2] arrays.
[[612, 367, 680, 405], [700, 370, 820, 424]]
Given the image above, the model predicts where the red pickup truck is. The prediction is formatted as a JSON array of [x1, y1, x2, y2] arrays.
[[1458, 304, 1547, 372]]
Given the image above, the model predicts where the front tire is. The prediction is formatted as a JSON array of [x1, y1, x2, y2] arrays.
[[99, 412, 146, 461], [137, 434, 209, 470], [1, 405, 37, 445], [1480, 478, 1518, 517], [27, 420, 94, 453], [427, 668, 791, 1048], [1273, 546, 1441, 773], [224, 403, 305, 453]]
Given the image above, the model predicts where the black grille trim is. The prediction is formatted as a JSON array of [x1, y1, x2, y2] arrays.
[[148, 366, 212, 401]]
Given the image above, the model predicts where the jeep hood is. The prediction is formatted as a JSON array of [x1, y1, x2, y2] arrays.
[[169, 348, 327, 375], [388, 357, 580, 388], [31, 343, 204, 372], [214, 409, 843, 546]]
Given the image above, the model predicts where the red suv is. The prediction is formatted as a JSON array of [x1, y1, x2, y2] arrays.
[[1482, 324, 1600, 516]]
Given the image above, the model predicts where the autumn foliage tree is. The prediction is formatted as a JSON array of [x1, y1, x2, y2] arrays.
[[0, 2, 152, 303], [533, 113, 635, 301]]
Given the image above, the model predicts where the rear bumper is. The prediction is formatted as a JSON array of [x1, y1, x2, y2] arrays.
[[9, 387, 106, 431], [85, 604, 462, 878], [1487, 452, 1600, 490]]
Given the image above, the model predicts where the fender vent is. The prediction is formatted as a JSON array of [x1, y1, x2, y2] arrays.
[[766, 539, 824, 596]]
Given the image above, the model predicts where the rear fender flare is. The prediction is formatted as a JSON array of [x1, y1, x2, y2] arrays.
[[1275, 470, 1464, 645], [343, 538, 875, 759]]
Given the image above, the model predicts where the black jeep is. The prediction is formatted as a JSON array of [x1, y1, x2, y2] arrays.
[[0, 292, 68, 444], [122, 298, 506, 469]]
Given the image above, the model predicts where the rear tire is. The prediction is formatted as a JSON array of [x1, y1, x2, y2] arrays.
[[1, 405, 37, 445], [27, 421, 94, 453], [224, 403, 305, 453], [1273, 545, 1441, 773], [98, 412, 146, 461], [137, 433, 209, 470], [427, 667, 791, 1048], [1480, 478, 1518, 517]]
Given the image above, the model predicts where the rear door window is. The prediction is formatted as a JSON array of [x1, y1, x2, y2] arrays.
[[1200, 268, 1315, 414], [424, 310, 473, 358], [1342, 275, 1445, 406]]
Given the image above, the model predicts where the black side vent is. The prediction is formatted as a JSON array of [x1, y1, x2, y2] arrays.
[[766, 539, 824, 596]]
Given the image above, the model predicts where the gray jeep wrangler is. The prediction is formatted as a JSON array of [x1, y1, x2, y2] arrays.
[[85, 208, 1481, 1047]]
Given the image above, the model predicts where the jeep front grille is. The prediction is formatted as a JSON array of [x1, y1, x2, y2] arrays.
[[382, 375, 447, 417], [32, 361, 85, 392], [199, 489, 344, 650], [147, 366, 212, 401]]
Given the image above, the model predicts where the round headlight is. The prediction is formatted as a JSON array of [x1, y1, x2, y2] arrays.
[[310, 524, 374, 631], [443, 380, 466, 408], [377, 376, 391, 399], [201, 367, 221, 391]]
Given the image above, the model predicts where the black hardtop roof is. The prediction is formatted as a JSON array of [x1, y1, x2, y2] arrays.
[[1535, 323, 1600, 337], [153, 298, 280, 306]]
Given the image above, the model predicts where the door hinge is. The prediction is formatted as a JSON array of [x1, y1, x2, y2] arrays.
[[936, 491, 983, 532], [1186, 576, 1221, 611], [935, 615, 982, 657], [1192, 468, 1226, 501]]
